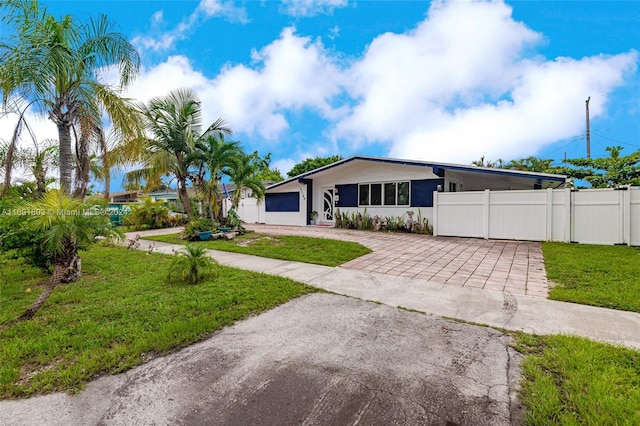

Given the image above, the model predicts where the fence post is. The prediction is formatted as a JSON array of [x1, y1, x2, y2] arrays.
[[546, 188, 553, 241], [563, 188, 571, 242], [623, 186, 631, 245], [433, 191, 439, 237], [483, 189, 490, 239]]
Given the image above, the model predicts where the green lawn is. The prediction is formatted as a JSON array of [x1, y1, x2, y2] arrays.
[[542, 242, 640, 313], [515, 333, 640, 425], [145, 232, 372, 267], [0, 244, 316, 398]]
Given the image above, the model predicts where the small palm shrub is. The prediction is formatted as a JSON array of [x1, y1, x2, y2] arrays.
[[167, 244, 219, 284]]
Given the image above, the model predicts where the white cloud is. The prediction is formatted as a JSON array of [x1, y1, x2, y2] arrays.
[[72, 0, 640, 174], [280, 0, 349, 17], [332, 0, 638, 163], [132, 0, 248, 52], [205, 27, 345, 139]]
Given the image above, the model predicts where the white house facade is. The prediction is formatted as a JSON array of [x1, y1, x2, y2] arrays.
[[230, 156, 568, 227]]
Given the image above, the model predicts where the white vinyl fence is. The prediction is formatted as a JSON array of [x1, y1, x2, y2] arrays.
[[433, 187, 640, 246]]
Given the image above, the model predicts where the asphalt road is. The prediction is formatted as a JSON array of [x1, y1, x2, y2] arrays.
[[1, 294, 525, 425]]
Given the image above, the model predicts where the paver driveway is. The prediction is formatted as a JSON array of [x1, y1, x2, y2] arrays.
[[245, 224, 549, 298]]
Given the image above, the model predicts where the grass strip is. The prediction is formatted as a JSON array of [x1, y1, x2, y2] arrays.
[[515, 333, 640, 425], [542, 242, 640, 313], [144, 232, 371, 267]]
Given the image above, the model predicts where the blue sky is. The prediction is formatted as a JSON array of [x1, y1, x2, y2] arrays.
[[3, 0, 639, 191]]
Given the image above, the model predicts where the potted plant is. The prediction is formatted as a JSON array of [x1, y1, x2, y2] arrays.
[[310, 210, 318, 225]]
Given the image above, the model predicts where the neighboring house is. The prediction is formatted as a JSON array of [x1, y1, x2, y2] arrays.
[[231, 155, 567, 226], [147, 188, 203, 214], [109, 190, 143, 204]]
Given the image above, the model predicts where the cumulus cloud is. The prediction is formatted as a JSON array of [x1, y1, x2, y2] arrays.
[[132, 0, 248, 52], [332, 0, 637, 163], [205, 27, 345, 140], [14, 0, 634, 176], [280, 0, 349, 17]]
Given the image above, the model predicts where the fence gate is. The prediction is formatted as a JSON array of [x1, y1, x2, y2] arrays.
[[571, 188, 629, 245]]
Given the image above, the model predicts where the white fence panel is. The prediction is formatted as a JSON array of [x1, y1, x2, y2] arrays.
[[571, 189, 623, 245], [224, 198, 265, 224], [434, 191, 485, 238], [487, 190, 548, 241], [551, 189, 569, 242], [631, 190, 640, 246], [433, 187, 638, 246]]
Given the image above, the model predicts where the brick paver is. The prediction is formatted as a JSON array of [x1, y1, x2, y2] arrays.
[[245, 224, 549, 298]]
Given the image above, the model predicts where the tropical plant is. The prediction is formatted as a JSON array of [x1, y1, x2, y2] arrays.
[[471, 156, 504, 168], [166, 244, 218, 284], [183, 218, 217, 239], [11, 189, 122, 320], [192, 134, 242, 221], [555, 146, 640, 188], [504, 156, 555, 173], [0, 0, 143, 197], [226, 208, 242, 230], [287, 155, 343, 178], [228, 154, 266, 210], [124, 88, 231, 219], [122, 197, 171, 231]]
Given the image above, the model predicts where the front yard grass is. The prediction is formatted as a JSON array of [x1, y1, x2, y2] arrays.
[[515, 333, 640, 425], [145, 232, 371, 267], [542, 242, 640, 313], [0, 244, 316, 398]]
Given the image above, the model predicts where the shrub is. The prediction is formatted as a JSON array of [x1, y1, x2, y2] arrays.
[[123, 198, 172, 230], [183, 218, 218, 239], [167, 244, 219, 284]]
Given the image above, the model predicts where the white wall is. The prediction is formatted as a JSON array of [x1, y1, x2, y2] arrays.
[[434, 187, 640, 246], [227, 181, 308, 226]]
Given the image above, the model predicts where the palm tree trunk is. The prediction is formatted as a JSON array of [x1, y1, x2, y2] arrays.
[[2, 120, 21, 196], [58, 122, 73, 195], [178, 178, 193, 219], [17, 254, 81, 321], [73, 135, 90, 199]]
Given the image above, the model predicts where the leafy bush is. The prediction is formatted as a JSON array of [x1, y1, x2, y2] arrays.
[[123, 198, 172, 230], [183, 218, 218, 239]]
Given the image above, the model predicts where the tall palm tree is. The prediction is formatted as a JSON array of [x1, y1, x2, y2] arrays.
[[0, 0, 142, 196], [125, 88, 231, 220], [228, 154, 266, 210], [192, 133, 242, 220]]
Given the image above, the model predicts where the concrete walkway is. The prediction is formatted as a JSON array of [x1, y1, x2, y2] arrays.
[[130, 228, 640, 350]]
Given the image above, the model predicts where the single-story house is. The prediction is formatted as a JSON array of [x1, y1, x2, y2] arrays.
[[109, 190, 143, 204], [233, 155, 567, 226]]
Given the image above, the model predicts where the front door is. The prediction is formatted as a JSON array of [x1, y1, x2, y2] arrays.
[[322, 188, 335, 222]]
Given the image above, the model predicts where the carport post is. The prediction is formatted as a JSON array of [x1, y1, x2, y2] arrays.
[[433, 191, 438, 236], [482, 189, 490, 239]]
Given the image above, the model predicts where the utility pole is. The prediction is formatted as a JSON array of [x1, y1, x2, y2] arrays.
[[585, 96, 591, 158]]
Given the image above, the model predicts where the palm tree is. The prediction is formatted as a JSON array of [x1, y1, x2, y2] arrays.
[[0, 0, 141, 196], [192, 133, 242, 220], [125, 88, 231, 220], [16, 189, 121, 320], [228, 154, 266, 210]]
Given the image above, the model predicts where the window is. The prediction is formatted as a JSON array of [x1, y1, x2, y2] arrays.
[[449, 182, 457, 192], [397, 182, 409, 205], [371, 183, 382, 205], [384, 183, 396, 205], [359, 184, 369, 205], [359, 181, 410, 206]]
